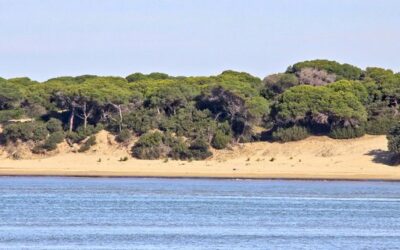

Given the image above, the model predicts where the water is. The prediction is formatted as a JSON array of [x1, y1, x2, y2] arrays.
[[1, 177, 400, 249]]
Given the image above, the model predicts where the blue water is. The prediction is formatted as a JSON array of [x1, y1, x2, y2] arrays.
[[1, 178, 400, 249]]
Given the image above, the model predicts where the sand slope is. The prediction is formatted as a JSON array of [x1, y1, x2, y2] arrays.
[[0, 132, 399, 180]]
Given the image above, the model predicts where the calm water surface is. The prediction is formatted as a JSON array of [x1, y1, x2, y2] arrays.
[[0, 177, 400, 249]]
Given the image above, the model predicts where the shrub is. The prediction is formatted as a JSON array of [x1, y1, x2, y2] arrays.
[[46, 118, 63, 133], [41, 131, 65, 151], [365, 117, 398, 135], [119, 156, 129, 162], [131, 132, 211, 160], [32, 145, 47, 154], [115, 129, 132, 143], [131, 132, 167, 159], [78, 136, 96, 152], [329, 126, 365, 139], [0, 109, 24, 123], [3, 121, 48, 143], [66, 125, 102, 144], [188, 138, 212, 160], [211, 131, 231, 149], [124, 109, 157, 135], [272, 126, 310, 142], [32, 124, 48, 142], [388, 123, 400, 151], [168, 138, 190, 160]]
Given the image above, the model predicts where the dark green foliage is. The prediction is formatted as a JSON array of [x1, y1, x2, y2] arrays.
[[211, 130, 232, 149], [46, 118, 63, 133], [0, 80, 23, 110], [272, 126, 310, 142], [131, 132, 166, 159], [168, 138, 191, 160], [387, 123, 400, 155], [365, 101, 399, 135], [115, 129, 132, 143], [124, 109, 158, 135], [218, 70, 262, 90], [131, 132, 212, 160], [188, 138, 212, 160], [159, 108, 217, 140], [36, 132, 65, 153], [289, 60, 362, 80], [126, 73, 147, 82], [197, 87, 253, 139], [78, 136, 96, 153], [119, 156, 129, 161], [329, 126, 365, 139], [2, 60, 400, 160], [328, 80, 369, 104], [32, 124, 49, 141], [48, 131, 65, 144], [126, 72, 169, 82], [66, 125, 102, 144], [366, 116, 399, 135], [3, 121, 48, 143], [261, 73, 299, 98], [0, 109, 24, 123], [274, 85, 367, 127], [364, 67, 394, 83]]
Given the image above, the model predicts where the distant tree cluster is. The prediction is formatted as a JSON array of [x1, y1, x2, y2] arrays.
[[1, 60, 400, 161]]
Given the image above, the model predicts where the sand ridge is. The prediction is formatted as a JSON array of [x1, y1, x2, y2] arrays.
[[0, 131, 399, 180]]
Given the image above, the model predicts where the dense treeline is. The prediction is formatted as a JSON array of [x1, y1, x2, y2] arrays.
[[1, 59, 400, 160]]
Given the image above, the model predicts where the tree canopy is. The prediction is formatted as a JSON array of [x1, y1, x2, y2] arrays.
[[1, 59, 399, 160]]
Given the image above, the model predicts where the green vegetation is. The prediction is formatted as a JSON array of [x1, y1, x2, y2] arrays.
[[272, 126, 310, 142], [1, 59, 399, 160], [211, 130, 232, 149], [115, 129, 132, 143], [78, 136, 97, 153], [387, 123, 400, 163]]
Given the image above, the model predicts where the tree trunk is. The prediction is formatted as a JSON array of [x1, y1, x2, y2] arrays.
[[118, 104, 123, 132], [110, 103, 123, 132], [69, 108, 75, 132], [83, 102, 88, 131], [392, 98, 399, 116]]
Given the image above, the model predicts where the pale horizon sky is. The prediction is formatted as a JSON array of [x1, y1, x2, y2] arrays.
[[1, 0, 399, 81]]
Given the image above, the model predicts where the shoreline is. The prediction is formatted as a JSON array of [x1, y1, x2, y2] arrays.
[[1, 174, 400, 182], [1, 134, 400, 181]]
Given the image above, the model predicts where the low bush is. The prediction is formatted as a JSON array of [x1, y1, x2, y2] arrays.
[[168, 138, 190, 160], [0, 109, 24, 123], [187, 138, 212, 160], [132, 132, 212, 160], [329, 126, 365, 139], [388, 123, 400, 152], [66, 125, 102, 144], [78, 135, 97, 152], [211, 130, 232, 149], [33, 131, 65, 153], [124, 109, 158, 135], [32, 124, 48, 142], [115, 129, 132, 143], [365, 117, 398, 135], [272, 126, 310, 142], [3, 121, 48, 143], [119, 156, 129, 162], [46, 118, 63, 133], [131, 132, 166, 159]]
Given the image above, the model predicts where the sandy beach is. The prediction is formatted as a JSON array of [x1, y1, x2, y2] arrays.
[[0, 131, 399, 180]]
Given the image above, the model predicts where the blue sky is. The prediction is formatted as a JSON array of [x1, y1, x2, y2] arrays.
[[1, 0, 399, 81]]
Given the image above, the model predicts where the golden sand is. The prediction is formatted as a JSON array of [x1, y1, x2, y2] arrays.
[[0, 131, 399, 180]]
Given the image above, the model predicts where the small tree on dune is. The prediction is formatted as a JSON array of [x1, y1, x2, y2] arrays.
[[387, 123, 400, 164]]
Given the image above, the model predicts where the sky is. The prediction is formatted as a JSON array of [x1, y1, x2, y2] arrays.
[[0, 0, 399, 81]]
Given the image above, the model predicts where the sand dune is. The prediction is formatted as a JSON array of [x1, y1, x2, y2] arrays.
[[1, 131, 399, 180]]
